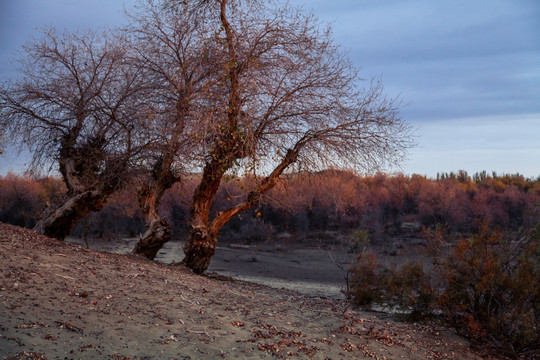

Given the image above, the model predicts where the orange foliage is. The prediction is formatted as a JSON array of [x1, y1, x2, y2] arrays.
[[0, 173, 48, 227], [1, 170, 538, 241]]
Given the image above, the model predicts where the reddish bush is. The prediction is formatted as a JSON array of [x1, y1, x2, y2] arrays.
[[437, 226, 539, 356], [348, 225, 540, 358], [348, 252, 385, 306]]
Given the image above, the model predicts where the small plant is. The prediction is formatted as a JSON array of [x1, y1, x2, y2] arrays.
[[386, 262, 435, 320], [348, 228, 370, 254]]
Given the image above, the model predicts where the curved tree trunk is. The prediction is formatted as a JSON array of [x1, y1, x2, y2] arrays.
[[182, 225, 218, 274], [182, 160, 224, 273], [33, 131, 126, 241], [183, 148, 300, 274], [33, 188, 111, 241], [132, 218, 171, 259], [132, 183, 173, 260], [132, 155, 178, 260]]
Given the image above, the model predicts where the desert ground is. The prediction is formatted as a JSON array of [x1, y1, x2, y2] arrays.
[[1, 223, 496, 359]]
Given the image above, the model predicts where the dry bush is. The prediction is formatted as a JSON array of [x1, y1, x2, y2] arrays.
[[437, 226, 539, 357], [347, 225, 540, 358], [348, 252, 385, 306]]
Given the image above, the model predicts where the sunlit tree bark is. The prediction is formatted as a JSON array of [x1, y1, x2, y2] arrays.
[[131, 156, 176, 258]]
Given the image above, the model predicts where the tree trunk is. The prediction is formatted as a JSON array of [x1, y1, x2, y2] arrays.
[[33, 188, 110, 241], [182, 224, 218, 274], [132, 218, 171, 260], [132, 155, 178, 259], [182, 158, 226, 273], [182, 148, 300, 274], [132, 184, 173, 260], [182, 170, 221, 273], [34, 133, 123, 241], [182, 204, 244, 273]]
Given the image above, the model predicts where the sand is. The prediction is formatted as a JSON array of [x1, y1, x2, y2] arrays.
[[0, 223, 495, 359]]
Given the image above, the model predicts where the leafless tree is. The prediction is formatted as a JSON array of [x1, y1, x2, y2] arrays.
[[175, 0, 413, 273], [0, 29, 149, 240], [125, 1, 216, 259]]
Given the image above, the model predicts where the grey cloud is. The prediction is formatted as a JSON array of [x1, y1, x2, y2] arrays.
[[322, 2, 535, 52], [1, 0, 539, 176]]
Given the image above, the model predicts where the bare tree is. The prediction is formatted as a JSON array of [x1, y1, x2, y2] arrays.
[[176, 0, 412, 273], [125, 2, 216, 259], [0, 29, 149, 240]]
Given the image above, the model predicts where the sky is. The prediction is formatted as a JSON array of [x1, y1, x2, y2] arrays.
[[0, 0, 539, 178]]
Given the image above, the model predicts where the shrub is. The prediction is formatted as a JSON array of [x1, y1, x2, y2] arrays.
[[386, 262, 436, 320], [347, 226, 540, 358], [438, 226, 539, 357], [348, 252, 386, 306]]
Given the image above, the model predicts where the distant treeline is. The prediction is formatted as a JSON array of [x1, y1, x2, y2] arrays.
[[1, 170, 539, 241]]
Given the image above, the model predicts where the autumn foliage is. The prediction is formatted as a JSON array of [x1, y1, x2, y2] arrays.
[[0, 173, 64, 228], [1, 170, 539, 240]]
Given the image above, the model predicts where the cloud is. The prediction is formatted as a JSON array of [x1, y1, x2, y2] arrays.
[[295, 0, 540, 121], [0, 0, 133, 78], [307, 0, 540, 63]]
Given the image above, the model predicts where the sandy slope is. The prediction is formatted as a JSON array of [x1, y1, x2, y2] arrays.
[[0, 223, 494, 359]]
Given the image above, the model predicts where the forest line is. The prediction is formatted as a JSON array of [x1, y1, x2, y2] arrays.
[[2, 169, 538, 242]]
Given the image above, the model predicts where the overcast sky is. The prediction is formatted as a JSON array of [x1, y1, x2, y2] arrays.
[[1, 0, 539, 177]]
